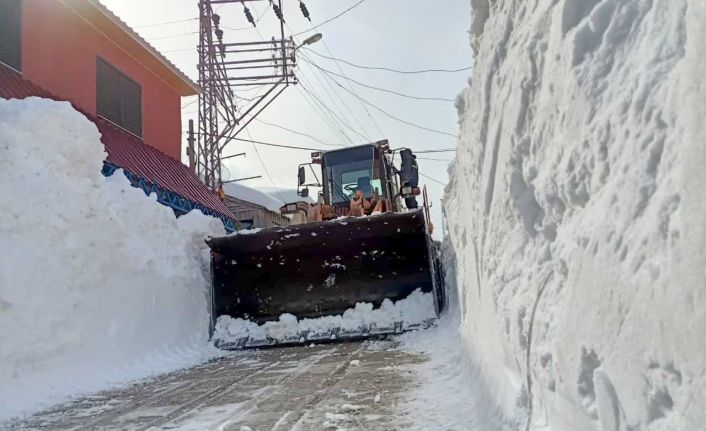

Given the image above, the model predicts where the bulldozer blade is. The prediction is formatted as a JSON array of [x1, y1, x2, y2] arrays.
[[206, 211, 441, 327], [213, 319, 436, 350]]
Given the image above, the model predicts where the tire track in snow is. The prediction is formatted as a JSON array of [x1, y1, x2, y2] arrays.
[[71, 357, 279, 431], [284, 344, 365, 430], [137, 348, 341, 430]]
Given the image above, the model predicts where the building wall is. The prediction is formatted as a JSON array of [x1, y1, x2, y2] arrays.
[[20, 0, 182, 159], [224, 196, 290, 229]]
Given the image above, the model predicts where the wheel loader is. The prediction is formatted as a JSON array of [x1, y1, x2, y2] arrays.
[[206, 140, 445, 349]]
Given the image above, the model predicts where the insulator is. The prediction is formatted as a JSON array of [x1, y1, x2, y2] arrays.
[[219, 44, 226, 58], [215, 28, 224, 42], [270, 0, 284, 22], [212, 13, 221, 26], [299, 1, 311, 21], [243, 4, 256, 27]]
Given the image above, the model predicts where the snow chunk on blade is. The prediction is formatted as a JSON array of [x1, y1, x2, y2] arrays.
[[212, 290, 436, 349]]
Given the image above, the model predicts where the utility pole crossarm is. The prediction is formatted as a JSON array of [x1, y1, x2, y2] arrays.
[[197, 0, 297, 192]]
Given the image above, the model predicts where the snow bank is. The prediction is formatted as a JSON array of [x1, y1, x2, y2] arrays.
[[0, 98, 225, 422], [213, 290, 436, 344], [223, 182, 285, 213], [391, 239, 506, 431], [446, 0, 706, 429]]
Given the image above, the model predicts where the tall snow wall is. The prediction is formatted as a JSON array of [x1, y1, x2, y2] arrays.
[[445, 0, 706, 429], [0, 98, 224, 422]]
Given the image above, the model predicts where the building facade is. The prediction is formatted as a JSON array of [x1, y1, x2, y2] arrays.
[[1, 0, 190, 158], [0, 0, 237, 230]]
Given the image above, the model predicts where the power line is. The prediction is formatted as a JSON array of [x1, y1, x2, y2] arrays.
[[420, 172, 447, 186], [148, 31, 199, 41], [295, 85, 355, 146], [220, 6, 269, 32], [293, 0, 368, 37], [221, 24, 257, 31], [415, 148, 456, 153], [248, 2, 270, 26], [252, 117, 343, 148], [283, 23, 363, 144], [304, 59, 456, 102], [186, 134, 447, 187], [245, 129, 289, 203], [299, 81, 364, 142], [299, 82, 369, 143], [197, 130, 451, 159], [289, 17, 384, 140], [294, 85, 348, 142], [303, 49, 473, 74], [295, 48, 373, 141], [148, 8, 267, 48], [301, 58, 374, 141], [187, 131, 323, 151], [252, 141, 285, 199], [300, 36, 385, 138], [181, 98, 198, 111], [135, 17, 198, 29], [237, 136, 320, 151], [326, 54, 385, 137], [288, 44, 358, 143], [417, 157, 454, 162], [160, 47, 195, 54], [234, 94, 256, 103], [319, 71, 458, 138], [242, 18, 356, 146]]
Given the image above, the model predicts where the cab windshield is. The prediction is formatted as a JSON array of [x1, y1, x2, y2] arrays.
[[323, 145, 382, 204]]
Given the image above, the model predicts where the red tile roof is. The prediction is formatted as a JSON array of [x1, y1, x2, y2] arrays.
[[0, 63, 235, 221]]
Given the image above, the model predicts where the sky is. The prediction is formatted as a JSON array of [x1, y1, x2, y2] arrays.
[[100, 0, 472, 234]]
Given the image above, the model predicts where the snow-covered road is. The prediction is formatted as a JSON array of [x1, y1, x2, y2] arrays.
[[5, 313, 493, 431], [6, 342, 427, 431]]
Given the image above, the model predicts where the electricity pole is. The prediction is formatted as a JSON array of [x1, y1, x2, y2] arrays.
[[196, 0, 296, 192]]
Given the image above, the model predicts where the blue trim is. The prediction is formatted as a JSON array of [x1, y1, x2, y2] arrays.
[[102, 162, 237, 232]]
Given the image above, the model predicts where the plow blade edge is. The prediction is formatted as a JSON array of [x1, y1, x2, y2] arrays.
[[206, 211, 441, 324]]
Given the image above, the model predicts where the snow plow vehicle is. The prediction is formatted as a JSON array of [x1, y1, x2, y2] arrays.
[[206, 140, 445, 349]]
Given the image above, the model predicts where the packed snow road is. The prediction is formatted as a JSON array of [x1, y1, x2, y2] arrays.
[[7, 341, 426, 431]]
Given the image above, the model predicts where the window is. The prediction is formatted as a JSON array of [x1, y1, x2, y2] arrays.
[[341, 169, 382, 199], [96, 58, 142, 137], [0, 0, 22, 71], [323, 145, 382, 204]]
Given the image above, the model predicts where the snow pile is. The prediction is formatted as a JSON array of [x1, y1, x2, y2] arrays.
[[392, 240, 504, 431], [446, 0, 705, 430], [0, 98, 225, 422], [212, 289, 436, 344], [394, 315, 504, 431], [223, 182, 285, 213]]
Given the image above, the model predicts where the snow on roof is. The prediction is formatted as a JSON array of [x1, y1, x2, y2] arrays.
[[0, 64, 233, 221], [223, 183, 285, 214]]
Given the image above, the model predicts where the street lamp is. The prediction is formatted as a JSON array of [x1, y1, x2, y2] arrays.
[[295, 33, 323, 51]]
